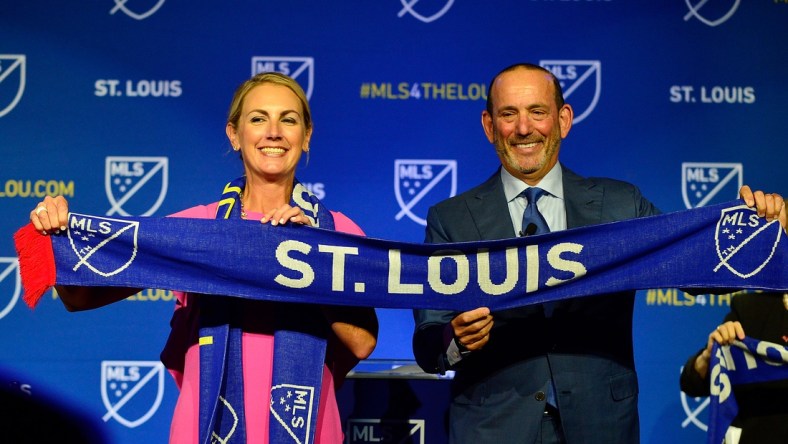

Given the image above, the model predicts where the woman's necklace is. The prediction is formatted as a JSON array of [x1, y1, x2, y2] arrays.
[[240, 197, 268, 222]]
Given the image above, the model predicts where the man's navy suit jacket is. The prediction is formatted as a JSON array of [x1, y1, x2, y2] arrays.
[[413, 164, 660, 444]]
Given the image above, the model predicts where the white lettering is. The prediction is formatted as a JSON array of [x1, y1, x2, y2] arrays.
[[477, 247, 518, 295], [388, 249, 423, 294], [274, 240, 314, 288], [546, 243, 587, 286], [428, 250, 469, 295], [318, 245, 358, 291]]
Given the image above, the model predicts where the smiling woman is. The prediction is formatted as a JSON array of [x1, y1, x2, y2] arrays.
[[27, 72, 378, 444], [226, 79, 312, 216]]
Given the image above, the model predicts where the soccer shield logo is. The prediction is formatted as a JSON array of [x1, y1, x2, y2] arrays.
[[0, 258, 20, 320], [682, 162, 742, 209], [270, 383, 315, 444], [346, 418, 426, 444], [683, 0, 740, 27], [395, 159, 457, 226], [680, 383, 709, 432], [109, 0, 166, 20], [397, 0, 455, 23], [714, 205, 782, 279], [0, 54, 26, 118], [68, 213, 140, 278], [101, 360, 165, 428], [252, 56, 314, 100], [105, 156, 169, 216], [539, 60, 601, 124]]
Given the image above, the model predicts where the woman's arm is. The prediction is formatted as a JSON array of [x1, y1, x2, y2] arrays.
[[55, 285, 142, 312]]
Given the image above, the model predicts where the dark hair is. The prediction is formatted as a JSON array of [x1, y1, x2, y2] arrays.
[[485, 63, 565, 115]]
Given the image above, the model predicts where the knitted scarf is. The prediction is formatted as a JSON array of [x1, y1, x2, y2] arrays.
[[200, 176, 334, 444]]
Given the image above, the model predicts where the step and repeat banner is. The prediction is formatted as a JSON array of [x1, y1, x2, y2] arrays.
[[1, 1, 786, 443]]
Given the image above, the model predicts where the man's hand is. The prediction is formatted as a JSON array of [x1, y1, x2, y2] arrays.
[[739, 185, 785, 229], [451, 307, 494, 352]]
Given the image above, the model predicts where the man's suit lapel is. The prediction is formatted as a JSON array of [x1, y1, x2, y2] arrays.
[[466, 171, 516, 240], [562, 166, 604, 229], [465, 166, 606, 237]]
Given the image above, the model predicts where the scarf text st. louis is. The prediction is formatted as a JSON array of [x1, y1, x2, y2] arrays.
[[14, 199, 788, 444]]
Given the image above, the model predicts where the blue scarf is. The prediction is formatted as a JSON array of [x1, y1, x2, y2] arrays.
[[707, 337, 788, 444], [192, 177, 334, 444], [13, 200, 788, 443], [202, 176, 334, 444], [15, 200, 787, 312]]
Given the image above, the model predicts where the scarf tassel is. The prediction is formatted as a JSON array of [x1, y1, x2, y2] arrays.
[[13, 223, 56, 308]]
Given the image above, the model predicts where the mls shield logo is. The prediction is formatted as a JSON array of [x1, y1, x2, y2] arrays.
[[110, 0, 166, 20], [68, 213, 139, 278], [680, 367, 709, 432], [270, 384, 315, 444], [101, 361, 165, 428], [347, 418, 426, 443], [682, 162, 742, 209], [0, 54, 26, 118], [714, 205, 782, 279], [106, 156, 169, 216], [395, 159, 457, 226], [397, 0, 455, 23], [684, 0, 740, 27], [0, 258, 20, 320], [539, 60, 601, 124], [252, 56, 314, 100]]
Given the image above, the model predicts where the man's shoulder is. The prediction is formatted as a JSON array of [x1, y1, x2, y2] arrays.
[[564, 166, 640, 192], [430, 172, 499, 213]]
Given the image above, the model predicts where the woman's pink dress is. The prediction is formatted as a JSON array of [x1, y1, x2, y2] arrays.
[[162, 202, 364, 443]]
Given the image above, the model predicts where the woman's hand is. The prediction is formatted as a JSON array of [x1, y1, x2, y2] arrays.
[[30, 195, 70, 234], [693, 320, 746, 378], [262, 205, 313, 227]]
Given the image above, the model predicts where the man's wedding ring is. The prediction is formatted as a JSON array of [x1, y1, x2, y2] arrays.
[[35, 206, 47, 215]]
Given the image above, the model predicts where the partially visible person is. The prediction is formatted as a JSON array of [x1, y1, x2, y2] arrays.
[[30, 72, 378, 443], [680, 291, 788, 444], [412, 62, 786, 444]]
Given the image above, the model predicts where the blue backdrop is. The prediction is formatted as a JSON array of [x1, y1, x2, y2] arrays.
[[1, 1, 786, 442]]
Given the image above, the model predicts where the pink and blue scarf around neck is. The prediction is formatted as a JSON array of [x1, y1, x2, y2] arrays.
[[202, 176, 335, 444]]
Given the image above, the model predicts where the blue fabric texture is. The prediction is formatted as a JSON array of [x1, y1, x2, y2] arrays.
[[32, 199, 788, 443], [50, 200, 787, 312], [199, 176, 333, 444], [707, 337, 788, 444]]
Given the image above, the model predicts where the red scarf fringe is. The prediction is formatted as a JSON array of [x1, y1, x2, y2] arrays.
[[13, 224, 56, 308]]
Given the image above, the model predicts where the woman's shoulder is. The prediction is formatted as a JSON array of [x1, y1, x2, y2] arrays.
[[330, 211, 364, 236], [167, 203, 363, 235], [168, 202, 220, 219]]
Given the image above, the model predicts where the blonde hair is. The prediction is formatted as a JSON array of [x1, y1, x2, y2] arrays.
[[226, 72, 312, 131]]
